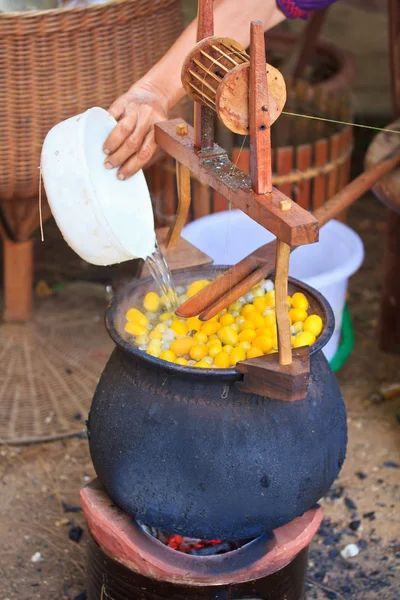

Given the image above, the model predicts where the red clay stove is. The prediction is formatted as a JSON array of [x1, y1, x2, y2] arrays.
[[81, 479, 323, 599]]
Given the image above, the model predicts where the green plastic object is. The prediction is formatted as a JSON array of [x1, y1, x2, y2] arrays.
[[330, 303, 354, 373]]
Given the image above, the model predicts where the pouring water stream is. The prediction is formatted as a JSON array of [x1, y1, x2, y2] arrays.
[[146, 244, 180, 314]]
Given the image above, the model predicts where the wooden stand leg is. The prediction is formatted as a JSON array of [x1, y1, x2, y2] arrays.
[[3, 238, 34, 322], [275, 239, 292, 366], [378, 0, 400, 353], [379, 210, 400, 354], [166, 162, 191, 249]]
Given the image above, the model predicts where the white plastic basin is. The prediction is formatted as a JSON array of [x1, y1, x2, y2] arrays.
[[182, 210, 364, 361], [41, 107, 156, 266]]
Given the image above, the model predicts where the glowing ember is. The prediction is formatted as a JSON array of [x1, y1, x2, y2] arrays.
[[139, 522, 253, 556]]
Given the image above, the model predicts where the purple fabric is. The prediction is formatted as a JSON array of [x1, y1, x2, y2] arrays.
[[295, 0, 339, 7], [276, 0, 338, 19]]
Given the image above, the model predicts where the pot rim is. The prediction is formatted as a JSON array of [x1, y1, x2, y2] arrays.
[[105, 267, 335, 380]]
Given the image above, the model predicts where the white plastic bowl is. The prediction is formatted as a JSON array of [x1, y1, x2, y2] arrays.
[[41, 107, 156, 266], [182, 210, 364, 361]]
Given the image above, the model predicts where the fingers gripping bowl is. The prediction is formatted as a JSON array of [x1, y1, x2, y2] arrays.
[[87, 266, 347, 541]]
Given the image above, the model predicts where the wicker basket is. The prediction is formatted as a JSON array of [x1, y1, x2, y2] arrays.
[[0, 0, 184, 320]]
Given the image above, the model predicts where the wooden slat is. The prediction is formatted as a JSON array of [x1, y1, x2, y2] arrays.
[[313, 138, 328, 211], [313, 86, 327, 140], [293, 80, 310, 147], [295, 144, 312, 210], [337, 128, 353, 222], [327, 133, 341, 202], [276, 147, 293, 198]]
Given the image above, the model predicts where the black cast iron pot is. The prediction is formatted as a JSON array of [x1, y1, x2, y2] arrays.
[[88, 266, 347, 541]]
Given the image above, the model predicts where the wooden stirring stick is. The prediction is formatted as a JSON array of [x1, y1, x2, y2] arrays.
[[176, 149, 400, 320]]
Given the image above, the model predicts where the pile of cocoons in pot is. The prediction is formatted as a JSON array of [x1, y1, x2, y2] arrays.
[[124, 279, 323, 369]]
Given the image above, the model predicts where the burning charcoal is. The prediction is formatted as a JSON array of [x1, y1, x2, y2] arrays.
[[344, 497, 357, 511], [69, 525, 83, 543], [62, 501, 81, 513], [318, 518, 332, 537], [341, 585, 352, 594], [356, 472, 367, 480], [383, 461, 399, 468], [313, 570, 326, 582], [325, 486, 344, 500], [349, 520, 361, 531], [190, 542, 232, 556], [138, 522, 254, 556], [324, 534, 341, 546]]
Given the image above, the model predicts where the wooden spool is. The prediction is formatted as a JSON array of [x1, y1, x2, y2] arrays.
[[181, 36, 287, 134]]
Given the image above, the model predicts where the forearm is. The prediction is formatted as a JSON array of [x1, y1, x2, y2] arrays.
[[134, 0, 286, 111]]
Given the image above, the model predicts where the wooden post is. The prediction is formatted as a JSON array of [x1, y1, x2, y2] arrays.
[[249, 21, 290, 366], [166, 161, 191, 249], [379, 211, 400, 353], [275, 238, 292, 365], [249, 21, 272, 194], [3, 238, 34, 322], [193, 0, 215, 149], [389, 0, 400, 120], [379, 0, 400, 353]]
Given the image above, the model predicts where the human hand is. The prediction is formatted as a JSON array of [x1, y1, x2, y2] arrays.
[[103, 83, 169, 180]]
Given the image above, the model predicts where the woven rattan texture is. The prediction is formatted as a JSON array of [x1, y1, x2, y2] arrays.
[[0, 0, 184, 240], [0, 282, 113, 444]]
